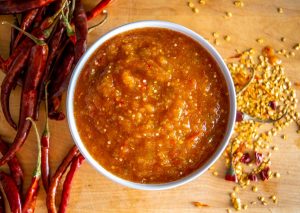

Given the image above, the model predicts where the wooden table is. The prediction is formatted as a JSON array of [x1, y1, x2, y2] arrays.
[[1, 0, 300, 212]]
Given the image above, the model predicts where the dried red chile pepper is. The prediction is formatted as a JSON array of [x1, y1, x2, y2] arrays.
[[0, 0, 57, 14], [0, 171, 22, 213]]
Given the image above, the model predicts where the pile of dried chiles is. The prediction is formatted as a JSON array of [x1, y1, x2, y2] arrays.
[[0, 0, 112, 212]]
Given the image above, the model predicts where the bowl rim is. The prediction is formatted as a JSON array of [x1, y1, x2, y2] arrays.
[[66, 20, 236, 190]]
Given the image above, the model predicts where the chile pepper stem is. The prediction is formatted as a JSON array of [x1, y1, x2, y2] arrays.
[[2, 21, 45, 45], [26, 117, 41, 177], [44, 82, 50, 134], [69, 0, 76, 21], [88, 10, 108, 33], [62, 4, 75, 38]]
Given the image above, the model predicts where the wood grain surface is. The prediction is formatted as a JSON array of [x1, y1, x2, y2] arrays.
[[0, 0, 300, 212]]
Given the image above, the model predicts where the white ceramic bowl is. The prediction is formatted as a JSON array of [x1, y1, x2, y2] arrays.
[[67, 20, 236, 190]]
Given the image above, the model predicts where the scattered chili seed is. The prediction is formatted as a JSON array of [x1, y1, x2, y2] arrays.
[[258, 196, 265, 202], [242, 204, 248, 210], [256, 38, 264, 44], [281, 37, 286, 42], [274, 172, 281, 178], [252, 186, 258, 192], [231, 197, 242, 211], [277, 7, 283, 13], [226, 11, 232, 18], [214, 39, 220, 46], [230, 192, 236, 198], [213, 171, 219, 176], [224, 35, 231, 42], [188, 1, 195, 8], [193, 7, 199, 13], [289, 51, 295, 57], [234, 1, 244, 7], [233, 186, 239, 192], [199, 0, 206, 5], [212, 32, 219, 38], [292, 44, 300, 52]]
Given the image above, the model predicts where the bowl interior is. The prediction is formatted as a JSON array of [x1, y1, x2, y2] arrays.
[[66, 20, 236, 190]]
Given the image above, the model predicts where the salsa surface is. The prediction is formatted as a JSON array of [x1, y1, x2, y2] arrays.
[[74, 28, 229, 183]]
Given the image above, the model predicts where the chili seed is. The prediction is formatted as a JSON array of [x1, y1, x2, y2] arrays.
[[212, 32, 219, 38], [188, 1, 194, 8], [242, 204, 248, 210], [213, 171, 219, 176], [226, 11, 233, 18], [199, 0, 206, 5], [193, 7, 199, 13], [293, 43, 300, 50], [224, 35, 231, 42], [281, 37, 286, 42], [274, 172, 281, 178], [256, 38, 264, 44], [252, 186, 258, 192], [234, 1, 244, 7], [232, 197, 241, 211], [277, 7, 283, 13]]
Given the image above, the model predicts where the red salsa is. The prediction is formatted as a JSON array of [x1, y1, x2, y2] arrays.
[[74, 28, 230, 183]]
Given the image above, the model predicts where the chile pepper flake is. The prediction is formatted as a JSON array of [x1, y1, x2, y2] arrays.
[[240, 153, 251, 164], [260, 167, 270, 181], [268, 101, 277, 110], [255, 152, 263, 165], [225, 165, 238, 182], [248, 173, 258, 182], [236, 111, 244, 122]]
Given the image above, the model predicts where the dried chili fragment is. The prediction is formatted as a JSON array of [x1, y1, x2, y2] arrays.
[[255, 152, 263, 166], [268, 101, 277, 110], [248, 173, 258, 181], [240, 152, 251, 164], [260, 166, 270, 181], [236, 111, 244, 122], [225, 165, 237, 182]]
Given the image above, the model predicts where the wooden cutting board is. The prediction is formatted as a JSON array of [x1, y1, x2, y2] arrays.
[[0, 0, 300, 212]]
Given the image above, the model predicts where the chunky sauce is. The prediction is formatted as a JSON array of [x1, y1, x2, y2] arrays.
[[74, 28, 230, 183]]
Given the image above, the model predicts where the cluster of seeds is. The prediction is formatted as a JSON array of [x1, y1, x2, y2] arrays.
[[225, 47, 299, 210], [187, 0, 206, 13]]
